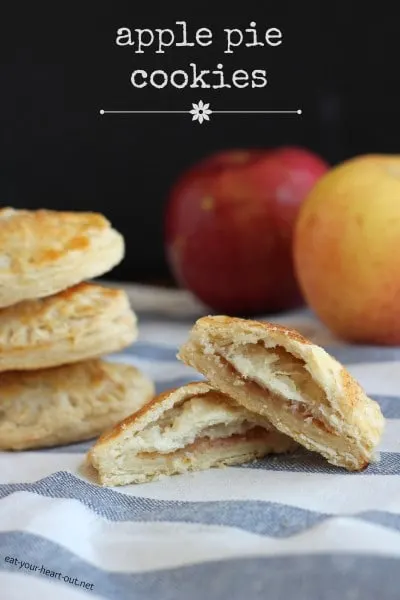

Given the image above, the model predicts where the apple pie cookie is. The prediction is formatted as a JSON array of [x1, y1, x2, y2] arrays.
[[178, 316, 385, 471], [88, 381, 296, 486], [0, 283, 137, 371], [0, 207, 124, 307], [0, 360, 154, 451]]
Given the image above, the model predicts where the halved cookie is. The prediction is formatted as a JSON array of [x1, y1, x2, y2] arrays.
[[88, 381, 296, 486], [0, 207, 124, 307], [178, 316, 385, 471], [0, 360, 154, 450], [0, 283, 137, 371]]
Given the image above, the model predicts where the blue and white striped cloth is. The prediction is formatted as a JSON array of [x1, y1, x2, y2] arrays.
[[1, 284, 400, 600]]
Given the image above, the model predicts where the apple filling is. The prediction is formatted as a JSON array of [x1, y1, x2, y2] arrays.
[[88, 384, 299, 486], [218, 342, 335, 434], [111, 394, 272, 461], [136, 426, 274, 461]]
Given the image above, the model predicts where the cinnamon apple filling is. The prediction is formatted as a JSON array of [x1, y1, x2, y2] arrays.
[[136, 426, 274, 460], [111, 394, 271, 461], [217, 342, 335, 435]]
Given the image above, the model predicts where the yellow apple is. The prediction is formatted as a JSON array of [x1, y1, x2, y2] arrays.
[[293, 154, 400, 344]]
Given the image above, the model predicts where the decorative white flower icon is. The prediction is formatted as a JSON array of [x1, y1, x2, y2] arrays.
[[190, 100, 212, 124]]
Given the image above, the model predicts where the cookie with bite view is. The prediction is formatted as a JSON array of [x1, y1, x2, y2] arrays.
[[88, 381, 296, 485], [178, 316, 385, 471]]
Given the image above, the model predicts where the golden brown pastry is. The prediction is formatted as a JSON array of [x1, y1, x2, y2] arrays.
[[0, 360, 155, 451], [178, 316, 385, 471], [88, 381, 296, 486], [0, 207, 124, 307], [0, 283, 137, 371]]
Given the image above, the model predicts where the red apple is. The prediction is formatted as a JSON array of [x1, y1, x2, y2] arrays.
[[164, 147, 329, 314]]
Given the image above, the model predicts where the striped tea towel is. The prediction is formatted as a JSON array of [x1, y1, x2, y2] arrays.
[[1, 284, 400, 600]]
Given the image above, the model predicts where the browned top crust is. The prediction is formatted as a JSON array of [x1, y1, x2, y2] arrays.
[[192, 315, 313, 346], [0, 207, 113, 271]]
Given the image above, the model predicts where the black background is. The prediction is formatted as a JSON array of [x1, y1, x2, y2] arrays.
[[1, 2, 399, 282]]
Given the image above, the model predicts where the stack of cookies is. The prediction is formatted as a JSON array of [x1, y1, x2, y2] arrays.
[[0, 207, 155, 451]]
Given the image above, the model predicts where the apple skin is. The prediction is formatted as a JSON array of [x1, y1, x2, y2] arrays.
[[294, 154, 400, 345], [164, 147, 329, 314]]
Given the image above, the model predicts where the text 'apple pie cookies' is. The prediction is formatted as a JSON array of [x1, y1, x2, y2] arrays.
[[0, 360, 155, 451], [0, 283, 137, 371], [178, 316, 385, 471], [0, 207, 124, 307], [88, 381, 297, 486]]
